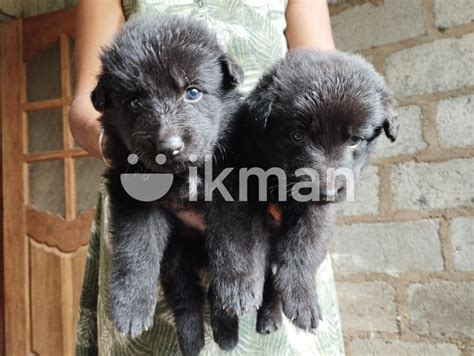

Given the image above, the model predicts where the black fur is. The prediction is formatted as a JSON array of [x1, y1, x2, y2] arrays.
[[160, 225, 206, 356], [92, 15, 243, 355], [93, 16, 398, 353], [227, 49, 399, 333]]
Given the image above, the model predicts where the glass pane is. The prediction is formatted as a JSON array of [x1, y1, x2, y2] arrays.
[[26, 40, 61, 102], [75, 157, 105, 214], [27, 108, 63, 153], [69, 37, 76, 96], [29, 160, 65, 216], [68, 37, 82, 149]]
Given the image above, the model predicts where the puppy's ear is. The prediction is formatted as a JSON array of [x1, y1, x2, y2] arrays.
[[381, 89, 399, 142], [246, 79, 275, 131], [383, 109, 399, 142], [91, 74, 109, 112], [220, 53, 244, 90]]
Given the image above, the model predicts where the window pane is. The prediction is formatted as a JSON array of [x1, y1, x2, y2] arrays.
[[27, 108, 63, 153], [29, 160, 65, 216], [75, 157, 105, 214], [26, 40, 61, 102], [69, 37, 76, 96], [68, 37, 83, 149]]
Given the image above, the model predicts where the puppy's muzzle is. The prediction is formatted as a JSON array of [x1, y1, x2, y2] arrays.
[[159, 136, 184, 157], [319, 186, 345, 203]]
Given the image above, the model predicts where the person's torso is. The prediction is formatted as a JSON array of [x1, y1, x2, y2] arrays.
[[122, 0, 288, 94]]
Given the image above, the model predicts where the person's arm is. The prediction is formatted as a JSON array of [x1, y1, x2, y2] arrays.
[[69, 0, 125, 158], [285, 0, 335, 50]]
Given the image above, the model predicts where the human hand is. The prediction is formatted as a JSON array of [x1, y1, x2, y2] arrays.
[[69, 94, 103, 158], [175, 209, 207, 232]]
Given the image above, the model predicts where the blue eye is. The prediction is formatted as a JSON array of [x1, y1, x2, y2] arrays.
[[184, 87, 202, 102]]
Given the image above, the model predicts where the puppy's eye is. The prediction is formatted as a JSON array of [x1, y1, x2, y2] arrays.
[[127, 98, 142, 112], [184, 87, 202, 102], [348, 136, 363, 147], [290, 129, 306, 143]]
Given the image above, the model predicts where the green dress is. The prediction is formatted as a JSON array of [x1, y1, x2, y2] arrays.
[[75, 1, 345, 355]]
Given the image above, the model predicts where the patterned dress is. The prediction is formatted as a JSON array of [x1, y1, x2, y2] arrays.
[[75, 1, 345, 354]]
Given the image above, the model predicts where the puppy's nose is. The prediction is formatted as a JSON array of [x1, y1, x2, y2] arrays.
[[160, 136, 184, 156], [320, 187, 345, 202], [320, 188, 337, 202]]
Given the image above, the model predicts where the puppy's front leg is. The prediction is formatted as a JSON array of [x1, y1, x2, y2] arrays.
[[206, 202, 267, 316], [161, 227, 205, 356], [274, 204, 334, 330], [208, 286, 239, 351], [256, 266, 282, 335], [106, 172, 172, 337]]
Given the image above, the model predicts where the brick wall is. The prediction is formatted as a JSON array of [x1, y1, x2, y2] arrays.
[[328, 0, 474, 354]]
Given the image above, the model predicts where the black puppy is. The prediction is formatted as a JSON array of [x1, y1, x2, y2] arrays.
[[224, 49, 399, 334], [91, 15, 243, 353]]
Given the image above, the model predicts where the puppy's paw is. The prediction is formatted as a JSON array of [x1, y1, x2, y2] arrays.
[[110, 282, 157, 337], [178, 330, 204, 356], [176, 310, 205, 356], [256, 307, 282, 335], [212, 309, 239, 351], [212, 276, 263, 315], [280, 287, 321, 331]]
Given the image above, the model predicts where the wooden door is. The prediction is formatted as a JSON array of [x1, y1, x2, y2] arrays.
[[1, 7, 104, 355]]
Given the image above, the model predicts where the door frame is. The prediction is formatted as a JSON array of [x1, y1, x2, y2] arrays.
[[0, 18, 6, 356], [1, 18, 29, 355], [2, 7, 79, 354]]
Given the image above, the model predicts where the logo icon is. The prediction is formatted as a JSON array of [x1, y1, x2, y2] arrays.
[[120, 153, 174, 202]]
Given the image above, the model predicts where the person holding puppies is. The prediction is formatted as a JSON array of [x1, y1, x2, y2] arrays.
[[71, 0, 344, 354]]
